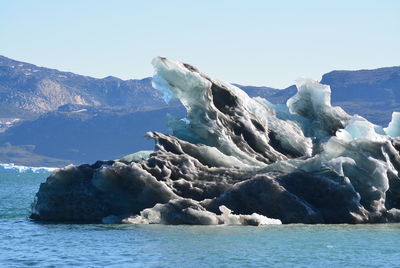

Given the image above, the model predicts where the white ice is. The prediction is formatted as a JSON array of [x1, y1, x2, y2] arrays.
[[385, 112, 400, 137]]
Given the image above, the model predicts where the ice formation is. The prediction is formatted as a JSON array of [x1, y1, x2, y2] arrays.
[[30, 57, 400, 225], [385, 112, 400, 138]]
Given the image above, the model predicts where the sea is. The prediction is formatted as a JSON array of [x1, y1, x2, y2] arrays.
[[0, 171, 399, 268]]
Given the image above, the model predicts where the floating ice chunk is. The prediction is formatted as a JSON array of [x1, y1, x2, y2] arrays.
[[385, 112, 400, 137], [218, 205, 282, 225], [0, 163, 57, 173], [121, 202, 281, 226]]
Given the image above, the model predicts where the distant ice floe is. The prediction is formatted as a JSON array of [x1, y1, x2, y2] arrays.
[[0, 163, 57, 173]]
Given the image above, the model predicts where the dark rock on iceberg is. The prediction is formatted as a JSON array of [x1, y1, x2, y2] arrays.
[[31, 57, 400, 225]]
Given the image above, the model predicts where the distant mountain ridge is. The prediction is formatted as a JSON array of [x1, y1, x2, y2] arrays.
[[0, 55, 399, 166], [0, 55, 164, 119], [0, 104, 184, 166], [321, 67, 400, 124]]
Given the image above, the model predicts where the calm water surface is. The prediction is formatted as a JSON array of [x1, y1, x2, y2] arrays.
[[1, 172, 399, 268]]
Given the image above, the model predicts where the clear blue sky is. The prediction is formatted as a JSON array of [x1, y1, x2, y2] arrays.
[[1, 0, 399, 88]]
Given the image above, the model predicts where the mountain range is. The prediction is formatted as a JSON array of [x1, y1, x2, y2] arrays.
[[0, 55, 399, 166]]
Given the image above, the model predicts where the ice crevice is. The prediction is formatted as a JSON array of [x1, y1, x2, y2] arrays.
[[30, 57, 400, 225]]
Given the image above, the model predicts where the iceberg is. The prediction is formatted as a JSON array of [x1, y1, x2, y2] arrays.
[[30, 57, 400, 225]]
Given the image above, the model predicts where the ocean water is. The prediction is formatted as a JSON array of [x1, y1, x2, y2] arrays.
[[0, 172, 399, 268]]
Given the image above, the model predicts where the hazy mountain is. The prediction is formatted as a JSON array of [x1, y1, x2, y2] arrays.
[[322, 67, 400, 125], [0, 104, 184, 166], [0, 55, 164, 119], [0, 55, 398, 166]]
